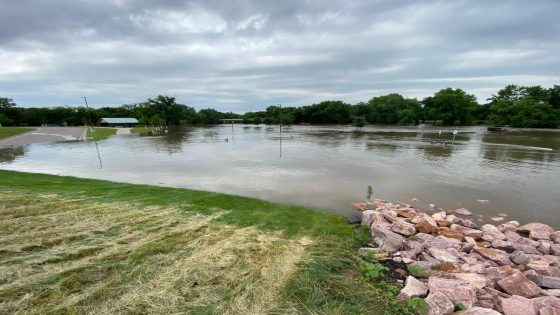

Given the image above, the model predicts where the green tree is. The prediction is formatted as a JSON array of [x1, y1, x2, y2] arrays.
[[488, 85, 560, 127], [424, 88, 478, 125], [0, 97, 16, 110]]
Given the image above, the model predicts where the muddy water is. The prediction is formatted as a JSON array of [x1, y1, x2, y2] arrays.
[[1, 125, 559, 225]]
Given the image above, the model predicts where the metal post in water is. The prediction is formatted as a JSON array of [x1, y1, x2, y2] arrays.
[[452, 129, 458, 145]]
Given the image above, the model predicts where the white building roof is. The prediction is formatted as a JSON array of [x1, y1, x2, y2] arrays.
[[99, 118, 139, 124]]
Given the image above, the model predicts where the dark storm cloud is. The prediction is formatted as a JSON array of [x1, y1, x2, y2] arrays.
[[0, 0, 558, 111]]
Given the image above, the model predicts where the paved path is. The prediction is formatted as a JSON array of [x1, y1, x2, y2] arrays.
[[0, 127, 85, 147], [116, 128, 131, 135]]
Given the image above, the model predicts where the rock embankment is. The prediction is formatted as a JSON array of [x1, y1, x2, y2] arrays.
[[357, 199, 560, 315]]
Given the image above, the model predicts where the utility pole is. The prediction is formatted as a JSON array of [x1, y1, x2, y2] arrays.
[[279, 104, 282, 158], [80, 96, 94, 131]]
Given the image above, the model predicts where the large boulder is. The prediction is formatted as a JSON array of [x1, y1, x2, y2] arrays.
[[397, 276, 428, 300], [428, 277, 477, 308], [500, 295, 538, 315], [371, 226, 404, 253], [425, 292, 454, 315], [497, 272, 541, 298], [517, 223, 555, 240]]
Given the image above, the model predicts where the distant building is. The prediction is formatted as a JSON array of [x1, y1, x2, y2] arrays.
[[98, 118, 139, 127]]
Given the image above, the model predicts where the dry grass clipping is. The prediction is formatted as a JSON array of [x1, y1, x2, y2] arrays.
[[0, 192, 313, 314]]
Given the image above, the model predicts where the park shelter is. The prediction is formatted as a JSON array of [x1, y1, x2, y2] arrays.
[[98, 118, 139, 127]]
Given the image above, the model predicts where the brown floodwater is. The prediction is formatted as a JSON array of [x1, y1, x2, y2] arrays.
[[1, 125, 559, 226]]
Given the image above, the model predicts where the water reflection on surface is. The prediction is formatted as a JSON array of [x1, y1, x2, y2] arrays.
[[1, 125, 559, 225]]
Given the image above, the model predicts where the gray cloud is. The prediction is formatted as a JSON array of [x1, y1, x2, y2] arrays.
[[0, 0, 559, 111]]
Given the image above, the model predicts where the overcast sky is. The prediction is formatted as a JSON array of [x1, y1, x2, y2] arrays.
[[1, 0, 559, 111]]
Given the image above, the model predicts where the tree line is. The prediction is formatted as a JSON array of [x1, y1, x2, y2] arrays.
[[1, 85, 559, 128]]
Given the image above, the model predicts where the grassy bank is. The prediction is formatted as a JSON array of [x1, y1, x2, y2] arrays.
[[131, 126, 155, 133], [0, 127, 34, 140], [0, 170, 411, 314], [85, 127, 117, 141]]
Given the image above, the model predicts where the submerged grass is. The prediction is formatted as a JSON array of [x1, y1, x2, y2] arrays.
[[0, 127, 34, 140], [0, 170, 411, 314], [85, 127, 117, 141]]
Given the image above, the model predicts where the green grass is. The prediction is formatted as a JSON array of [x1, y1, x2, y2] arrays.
[[85, 127, 117, 141], [0, 170, 411, 314], [0, 127, 34, 140], [131, 126, 155, 133]]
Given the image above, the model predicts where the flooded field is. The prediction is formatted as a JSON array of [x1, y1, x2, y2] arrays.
[[1, 125, 559, 225]]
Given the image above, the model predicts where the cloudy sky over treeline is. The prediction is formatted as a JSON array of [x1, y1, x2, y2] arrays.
[[1, 0, 559, 111]]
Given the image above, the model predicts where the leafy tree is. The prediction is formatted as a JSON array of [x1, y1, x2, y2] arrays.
[[0, 97, 16, 110], [397, 99, 421, 125], [149, 114, 162, 126], [488, 85, 560, 127], [195, 108, 222, 124], [366, 94, 410, 124], [352, 115, 367, 128], [424, 88, 478, 125]]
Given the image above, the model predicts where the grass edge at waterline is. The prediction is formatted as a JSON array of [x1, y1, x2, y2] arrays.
[[0, 127, 34, 140], [0, 170, 412, 314], [85, 127, 117, 141]]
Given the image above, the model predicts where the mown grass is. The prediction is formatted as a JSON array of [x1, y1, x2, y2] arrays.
[[0, 170, 411, 314], [0, 127, 34, 140], [131, 125, 155, 133], [85, 127, 117, 141]]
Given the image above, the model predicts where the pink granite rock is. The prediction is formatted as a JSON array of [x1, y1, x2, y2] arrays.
[[551, 244, 560, 256], [432, 211, 447, 221], [492, 240, 516, 252], [455, 208, 473, 216], [461, 219, 479, 229], [500, 295, 538, 315], [543, 289, 560, 297], [497, 272, 541, 297], [527, 260, 553, 276], [397, 276, 428, 300], [517, 223, 555, 240], [486, 265, 516, 281], [428, 247, 460, 263], [532, 296, 560, 310], [481, 224, 507, 241], [510, 250, 531, 265], [428, 277, 477, 308], [371, 226, 404, 253], [473, 246, 512, 265], [425, 292, 455, 315], [542, 276, 560, 289], [451, 273, 488, 289], [451, 224, 484, 238], [391, 220, 417, 236], [454, 307, 501, 314]]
